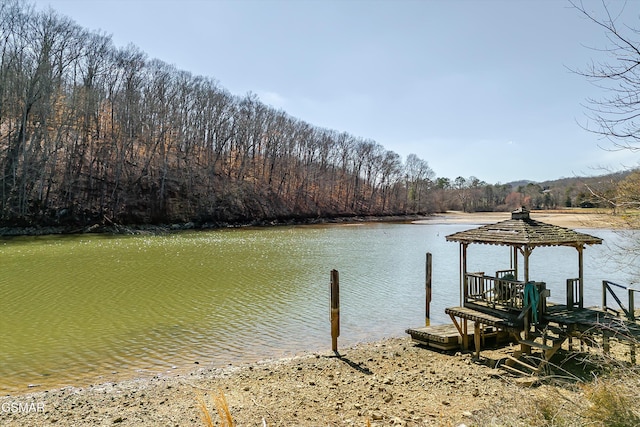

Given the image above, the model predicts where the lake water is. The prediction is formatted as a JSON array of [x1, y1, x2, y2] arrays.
[[0, 222, 635, 394]]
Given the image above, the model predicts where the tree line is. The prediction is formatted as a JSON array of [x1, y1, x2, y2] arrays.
[[1, 1, 634, 230], [0, 1, 449, 228]]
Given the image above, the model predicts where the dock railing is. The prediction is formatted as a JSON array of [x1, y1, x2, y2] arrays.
[[465, 272, 523, 310], [602, 280, 638, 321], [566, 278, 582, 310], [465, 272, 547, 320]]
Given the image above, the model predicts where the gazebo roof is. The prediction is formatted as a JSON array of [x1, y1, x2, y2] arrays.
[[445, 208, 603, 248]]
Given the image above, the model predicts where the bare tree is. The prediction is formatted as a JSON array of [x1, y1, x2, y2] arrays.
[[0, 0, 440, 228], [571, 0, 640, 152]]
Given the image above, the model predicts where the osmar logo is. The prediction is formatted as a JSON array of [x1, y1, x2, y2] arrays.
[[1, 401, 45, 414]]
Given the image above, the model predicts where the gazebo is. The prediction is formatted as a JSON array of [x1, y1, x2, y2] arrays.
[[445, 207, 602, 311], [408, 208, 640, 373]]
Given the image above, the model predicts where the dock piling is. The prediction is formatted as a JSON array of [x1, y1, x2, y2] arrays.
[[330, 269, 340, 353], [426, 252, 432, 326]]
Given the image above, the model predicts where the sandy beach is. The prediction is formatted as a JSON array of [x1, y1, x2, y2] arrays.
[[0, 210, 626, 426], [1, 337, 589, 427], [418, 208, 626, 229]]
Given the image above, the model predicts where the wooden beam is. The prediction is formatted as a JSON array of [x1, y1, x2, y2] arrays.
[[523, 246, 531, 283], [426, 252, 432, 325], [578, 245, 584, 309], [330, 269, 340, 353], [463, 318, 469, 350], [448, 312, 464, 338], [474, 321, 481, 359]]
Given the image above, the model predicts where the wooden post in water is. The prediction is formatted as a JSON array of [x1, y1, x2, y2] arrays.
[[425, 252, 432, 326], [330, 269, 340, 353]]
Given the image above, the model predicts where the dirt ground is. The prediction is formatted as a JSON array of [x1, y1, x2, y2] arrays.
[[0, 210, 624, 426], [1, 336, 590, 427]]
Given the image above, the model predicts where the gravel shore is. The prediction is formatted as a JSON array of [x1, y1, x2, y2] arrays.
[[1, 337, 580, 426]]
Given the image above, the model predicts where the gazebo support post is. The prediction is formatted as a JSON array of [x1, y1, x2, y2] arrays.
[[460, 243, 468, 306], [523, 246, 531, 283], [578, 245, 584, 309]]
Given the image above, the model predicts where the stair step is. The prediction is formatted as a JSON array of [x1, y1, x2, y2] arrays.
[[539, 324, 565, 336], [519, 339, 554, 351], [529, 329, 565, 341], [505, 355, 538, 372], [500, 363, 531, 376]]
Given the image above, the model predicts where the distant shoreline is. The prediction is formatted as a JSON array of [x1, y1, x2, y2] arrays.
[[0, 209, 629, 237], [0, 214, 432, 237], [416, 208, 629, 229]]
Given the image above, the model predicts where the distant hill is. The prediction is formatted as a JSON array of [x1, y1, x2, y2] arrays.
[[505, 179, 534, 189]]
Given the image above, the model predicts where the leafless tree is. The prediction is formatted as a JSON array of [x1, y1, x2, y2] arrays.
[[571, 0, 640, 152]]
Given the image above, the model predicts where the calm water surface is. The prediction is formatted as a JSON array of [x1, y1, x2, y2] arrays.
[[0, 222, 635, 394]]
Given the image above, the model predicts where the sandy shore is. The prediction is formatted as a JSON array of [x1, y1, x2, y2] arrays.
[[418, 209, 626, 229], [1, 337, 585, 426], [0, 210, 623, 426]]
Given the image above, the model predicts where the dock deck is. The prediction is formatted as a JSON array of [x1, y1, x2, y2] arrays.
[[408, 303, 640, 361], [405, 324, 461, 350]]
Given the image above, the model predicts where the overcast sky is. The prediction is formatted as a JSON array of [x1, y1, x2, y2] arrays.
[[31, 0, 640, 184]]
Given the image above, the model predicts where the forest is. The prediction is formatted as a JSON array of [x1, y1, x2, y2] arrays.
[[0, 1, 634, 230]]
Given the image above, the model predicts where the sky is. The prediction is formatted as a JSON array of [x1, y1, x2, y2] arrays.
[[30, 0, 640, 184]]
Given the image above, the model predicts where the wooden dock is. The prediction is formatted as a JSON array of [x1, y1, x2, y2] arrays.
[[408, 303, 640, 369], [407, 208, 640, 374], [405, 324, 460, 350]]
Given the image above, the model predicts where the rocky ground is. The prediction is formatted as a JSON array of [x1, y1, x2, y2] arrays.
[[0, 337, 590, 427]]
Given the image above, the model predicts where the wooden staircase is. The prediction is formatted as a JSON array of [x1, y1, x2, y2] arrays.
[[499, 323, 567, 379]]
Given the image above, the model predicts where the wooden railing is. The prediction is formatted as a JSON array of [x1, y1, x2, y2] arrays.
[[602, 280, 638, 321], [465, 272, 526, 311], [495, 269, 516, 280], [566, 278, 581, 310]]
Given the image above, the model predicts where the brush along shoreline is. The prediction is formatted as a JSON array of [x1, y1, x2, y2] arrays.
[[0, 210, 624, 426]]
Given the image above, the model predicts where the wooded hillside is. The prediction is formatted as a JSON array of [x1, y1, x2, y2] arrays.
[[0, 1, 633, 230], [0, 1, 440, 228]]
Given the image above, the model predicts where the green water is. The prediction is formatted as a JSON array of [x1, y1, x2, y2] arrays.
[[0, 227, 327, 392], [0, 223, 630, 394]]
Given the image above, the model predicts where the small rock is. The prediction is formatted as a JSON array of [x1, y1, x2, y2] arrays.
[[390, 416, 406, 425], [371, 411, 383, 420]]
